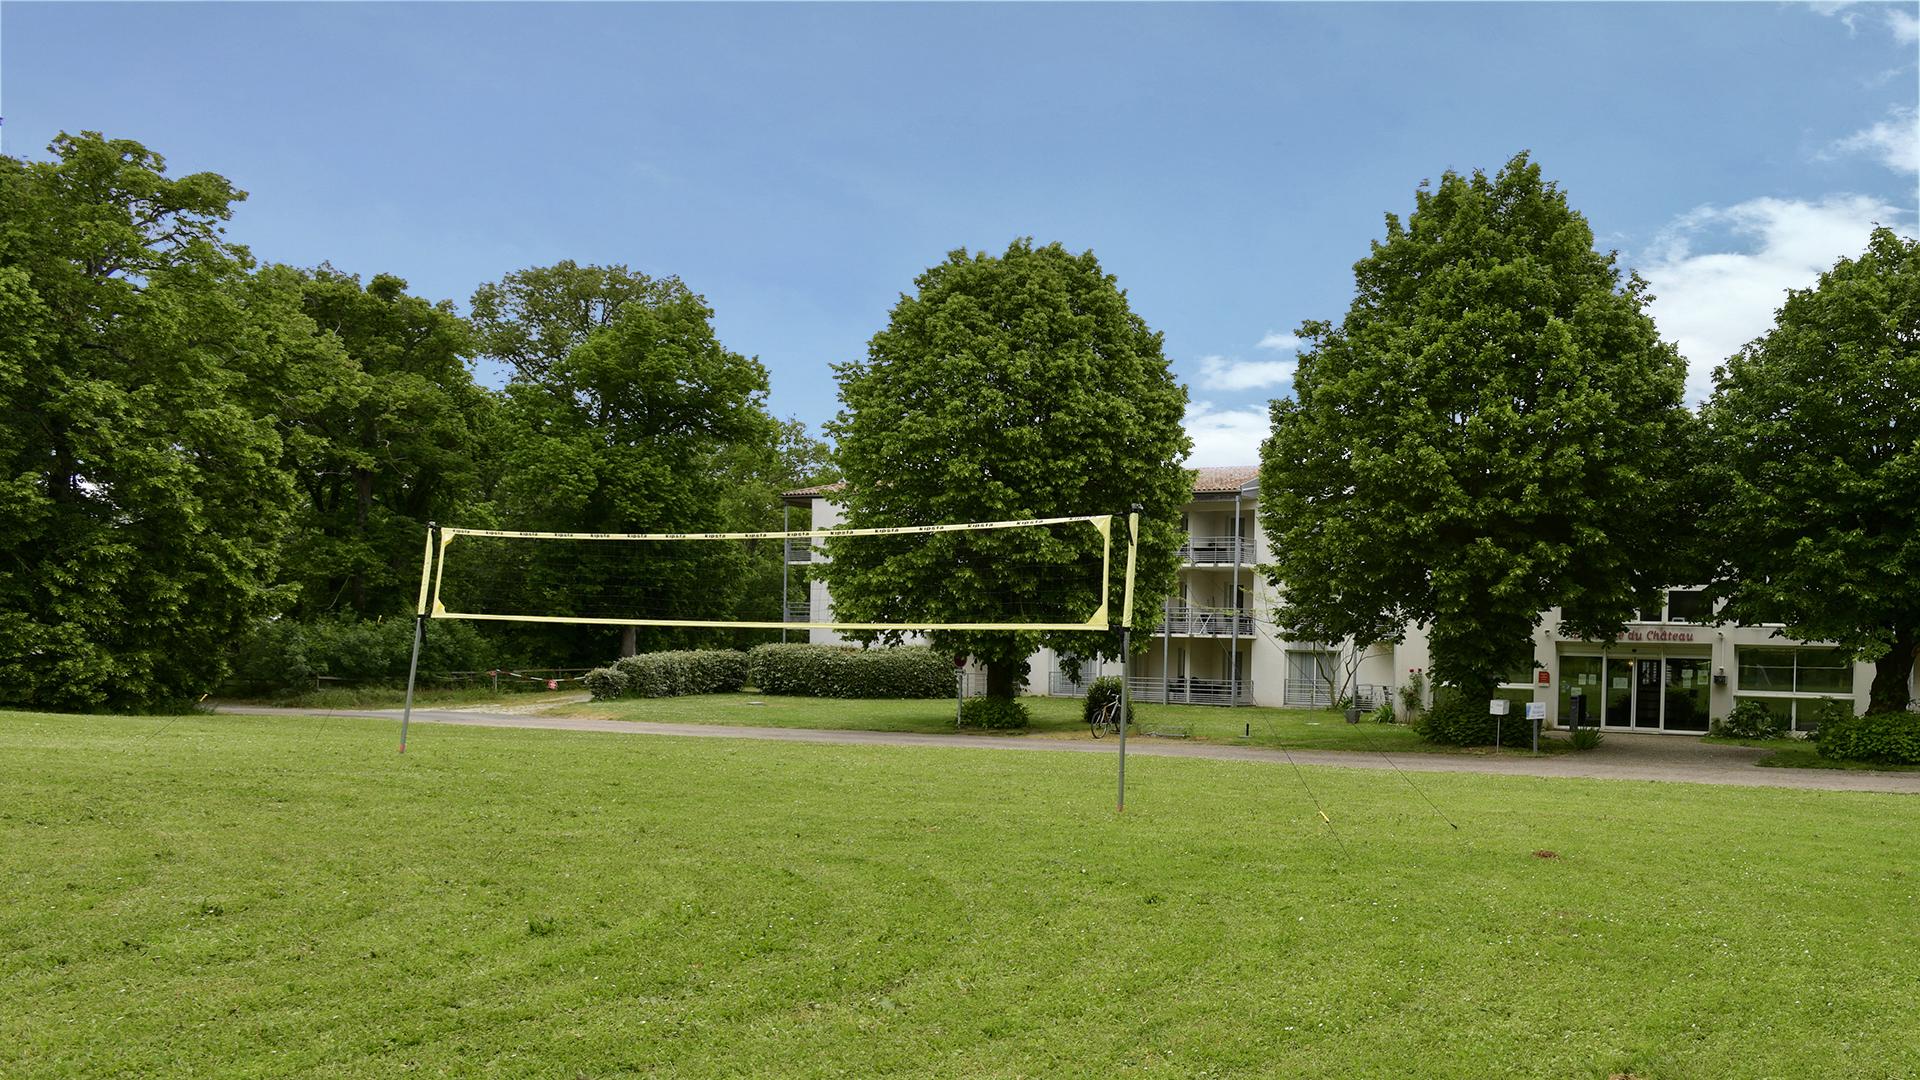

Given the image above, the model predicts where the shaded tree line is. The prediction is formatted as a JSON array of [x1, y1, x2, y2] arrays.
[[1, 133, 833, 710]]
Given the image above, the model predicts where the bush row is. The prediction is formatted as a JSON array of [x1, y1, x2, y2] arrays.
[[745, 644, 956, 699], [1816, 711, 1920, 765], [585, 644, 957, 700], [585, 649, 752, 700]]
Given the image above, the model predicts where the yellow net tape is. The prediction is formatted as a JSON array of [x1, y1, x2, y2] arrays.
[[421, 514, 1130, 633]]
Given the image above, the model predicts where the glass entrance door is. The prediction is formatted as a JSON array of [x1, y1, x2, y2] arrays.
[[1634, 659, 1663, 728]]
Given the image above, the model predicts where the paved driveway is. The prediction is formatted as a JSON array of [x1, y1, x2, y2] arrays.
[[214, 705, 1920, 795]]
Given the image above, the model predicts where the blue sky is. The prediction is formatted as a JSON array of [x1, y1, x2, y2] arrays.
[[5, 1, 1915, 465]]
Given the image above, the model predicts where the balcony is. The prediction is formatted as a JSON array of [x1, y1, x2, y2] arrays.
[[783, 601, 810, 623], [1180, 535, 1250, 565], [1161, 603, 1254, 637], [784, 538, 815, 564], [1282, 680, 1395, 710], [1048, 670, 1251, 707]]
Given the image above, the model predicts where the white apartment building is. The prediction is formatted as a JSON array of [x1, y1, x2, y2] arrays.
[[782, 467, 1907, 734]]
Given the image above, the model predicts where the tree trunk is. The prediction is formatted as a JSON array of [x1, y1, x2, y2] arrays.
[[986, 661, 1018, 701], [1867, 625, 1917, 713], [619, 625, 638, 658]]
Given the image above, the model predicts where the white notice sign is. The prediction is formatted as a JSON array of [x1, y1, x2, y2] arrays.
[[1525, 702, 1547, 721]]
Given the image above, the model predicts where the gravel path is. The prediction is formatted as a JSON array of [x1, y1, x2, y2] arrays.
[[215, 705, 1920, 795]]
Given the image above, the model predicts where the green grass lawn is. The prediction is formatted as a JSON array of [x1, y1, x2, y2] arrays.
[[4, 710, 1916, 1078], [226, 685, 579, 710], [560, 693, 1569, 756]]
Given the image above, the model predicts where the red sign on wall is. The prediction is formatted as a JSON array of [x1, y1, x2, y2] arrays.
[[1536, 670, 1551, 685]]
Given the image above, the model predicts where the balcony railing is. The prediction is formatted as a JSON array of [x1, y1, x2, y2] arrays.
[[1161, 603, 1254, 637], [783, 601, 810, 623], [1282, 680, 1395, 710], [784, 539, 815, 564], [1179, 535, 1250, 565], [1050, 671, 1251, 707]]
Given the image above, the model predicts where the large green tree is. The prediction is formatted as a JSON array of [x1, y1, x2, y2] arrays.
[[0, 133, 305, 710], [824, 239, 1191, 700], [1259, 154, 1695, 704], [475, 266, 776, 660], [274, 265, 496, 618], [1702, 227, 1919, 712]]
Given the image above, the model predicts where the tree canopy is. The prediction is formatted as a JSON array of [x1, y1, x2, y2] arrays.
[[1702, 226, 1919, 712], [0, 133, 303, 710], [475, 266, 778, 660], [1259, 154, 1695, 699], [823, 239, 1191, 699]]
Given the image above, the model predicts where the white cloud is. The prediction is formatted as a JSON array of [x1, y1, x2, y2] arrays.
[[1887, 7, 1919, 44], [1828, 105, 1920, 174], [1196, 353, 1299, 392], [1193, 330, 1302, 391], [1810, 1, 1918, 42], [1183, 401, 1269, 468], [1640, 194, 1903, 402]]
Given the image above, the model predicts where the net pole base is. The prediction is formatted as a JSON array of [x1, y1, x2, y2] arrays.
[[1117, 627, 1130, 814], [400, 614, 425, 754]]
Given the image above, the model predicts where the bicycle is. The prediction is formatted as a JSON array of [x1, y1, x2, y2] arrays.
[[1089, 697, 1124, 738]]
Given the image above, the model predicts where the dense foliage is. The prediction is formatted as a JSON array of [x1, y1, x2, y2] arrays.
[[824, 239, 1191, 700], [959, 695, 1031, 730], [223, 615, 492, 696], [604, 650, 752, 699], [746, 644, 956, 699], [1816, 710, 1920, 765], [474, 263, 779, 662], [0, 134, 303, 710], [1260, 154, 1696, 705], [0, 133, 826, 709], [1711, 699, 1788, 741], [275, 266, 496, 618], [1701, 228, 1919, 713]]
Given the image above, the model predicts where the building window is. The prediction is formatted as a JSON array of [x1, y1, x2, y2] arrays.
[[1735, 646, 1854, 734], [1665, 588, 1711, 624], [1284, 650, 1336, 707]]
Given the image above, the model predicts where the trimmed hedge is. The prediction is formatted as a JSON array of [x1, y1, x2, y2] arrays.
[[583, 667, 628, 700], [1815, 710, 1920, 765], [1082, 676, 1133, 728], [960, 696, 1030, 730], [747, 644, 955, 699], [594, 650, 750, 700]]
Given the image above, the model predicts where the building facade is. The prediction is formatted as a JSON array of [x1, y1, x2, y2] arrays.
[[782, 467, 1909, 733]]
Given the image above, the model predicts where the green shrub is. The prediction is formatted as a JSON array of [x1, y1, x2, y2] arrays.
[[959, 696, 1030, 730], [1082, 676, 1134, 728], [747, 644, 955, 698], [1815, 709, 1920, 765], [223, 615, 492, 695], [612, 650, 750, 698], [583, 667, 628, 700], [1569, 726, 1604, 751], [1415, 690, 1513, 747], [1711, 699, 1787, 740], [1399, 671, 1427, 717], [1368, 702, 1397, 724]]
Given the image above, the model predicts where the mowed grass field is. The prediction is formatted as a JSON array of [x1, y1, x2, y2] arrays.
[[4, 710, 1917, 1079]]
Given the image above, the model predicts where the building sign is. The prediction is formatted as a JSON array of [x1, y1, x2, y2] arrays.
[[1558, 626, 1697, 643], [1536, 670, 1551, 685]]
